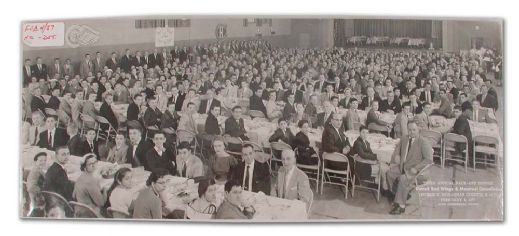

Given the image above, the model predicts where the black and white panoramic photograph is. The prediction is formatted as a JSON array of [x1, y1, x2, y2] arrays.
[[19, 15, 504, 222]]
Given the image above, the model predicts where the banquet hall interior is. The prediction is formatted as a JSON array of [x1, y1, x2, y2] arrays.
[[20, 17, 503, 220]]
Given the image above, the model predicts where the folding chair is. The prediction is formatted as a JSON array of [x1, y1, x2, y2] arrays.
[[69, 201, 102, 218], [249, 110, 266, 119], [320, 152, 352, 199], [96, 116, 117, 144], [420, 130, 443, 166], [406, 164, 434, 216], [107, 207, 131, 219], [41, 191, 74, 218], [269, 141, 292, 171], [443, 133, 469, 173], [473, 135, 500, 171], [80, 113, 98, 137], [351, 154, 381, 202], [295, 147, 321, 193]]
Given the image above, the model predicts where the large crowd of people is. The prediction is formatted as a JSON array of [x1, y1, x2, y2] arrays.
[[21, 39, 502, 219]]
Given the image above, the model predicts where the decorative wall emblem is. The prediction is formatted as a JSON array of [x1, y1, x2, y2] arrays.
[[65, 24, 100, 48], [215, 24, 228, 39]]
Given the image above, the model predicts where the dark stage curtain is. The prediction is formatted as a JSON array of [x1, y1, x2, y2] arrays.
[[353, 19, 432, 38]]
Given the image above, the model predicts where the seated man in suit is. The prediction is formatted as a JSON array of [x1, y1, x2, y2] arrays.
[[433, 89, 453, 118], [413, 102, 433, 130], [46, 87, 61, 110], [380, 90, 402, 114], [66, 123, 83, 156], [322, 113, 352, 170], [359, 87, 380, 110], [419, 83, 436, 103], [43, 146, 74, 201], [344, 98, 361, 131], [273, 149, 313, 209], [284, 82, 304, 104], [205, 105, 222, 135], [471, 100, 497, 123], [215, 180, 255, 219], [146, 131, 177, 175], [79, 129, 100, 158], [176, 141, 204, 178], [232, 144, 271, 194], [82, 93, 98, 129], [249, 88, 267, 117], [282, 94, 297, 121], [37, 116, 69, 151], [126, 126, 152, 169], [30, 87, 46, 116], [224, 106, 248, 140], [477, 84, 498, 112], [451, 105, 473, 158], [99, 92, 119, 131], [366, 100, 392, 135], [198, 88, 221, 114], [393, 102, 412, 139], [315, 101, 334, 128], [385, 122, 433, 215], [349, 126, 389, 184], [143, 96, 163, 130], [339, 87, 353, 109], [268, 118, 294, 145], [127, 94, 144, 123]]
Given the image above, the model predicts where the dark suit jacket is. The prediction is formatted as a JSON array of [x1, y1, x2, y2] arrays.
[[160, 110, 180, 130], [249, 95, 267, 116], [205, 113, 221, 135], [120, 55, 132, 72], [37, 128, 69, 151], [67, 134, 84, 156], [380, 97, 402, 113], [31, 95, 46, 115], [315, 112, 333, 128], [284, 89, 304, 103], [31, 64, 48, 79], [232, 160, 271, 194], [452, 114, 473, 143], [78, 139, 100, 159], [477, 94, 498, 111], [99, 102, 119, 130], [268, 128, 294, 145], [224, 117, 247, 139], [419, 91, 436, 103], [143, 107, 162, 127], [174, 93, 186, 111], [145, 147, 177, 175], [127, 102, 140, 122], [321, 124, 350, 153], [126, 139, 153, 169], [43, 162, 74, 200], [349, 137, 377, 180], [359, 96, 381, 110], [198, 98, 221, 114], [282, 102, 297, 121], [105, 58, 118, 71], [46, 96, 61, 110], [366, 109, 388, 126]]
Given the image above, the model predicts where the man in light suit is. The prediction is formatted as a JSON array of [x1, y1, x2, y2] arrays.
[[471, 100, 497, 123], [23, 59, 33, 86], [63, 59, 75, 78], [385, 122, 433, 215], [93, 52, 104, 73], [393, 102, 412, 139], [273, 149, 313, 209], [79, 54, 94, 79], [413, 102, 432, 130], [175, 141, 204, 178]]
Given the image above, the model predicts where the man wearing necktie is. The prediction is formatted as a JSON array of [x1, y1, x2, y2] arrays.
[[385, 122, 433, 215], [175, 141, 203, 178], [232, 144, 271, 194]]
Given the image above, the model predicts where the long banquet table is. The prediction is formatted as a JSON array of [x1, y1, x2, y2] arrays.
[[21, 145, 308, 220]]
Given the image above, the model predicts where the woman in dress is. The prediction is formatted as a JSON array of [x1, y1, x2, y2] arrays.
[[186, 179, 219, 219], [72, 154, 105, 217], [26, 152, 48, 210], [105, 167, 135, 216], [210, 138, 238, 182]]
